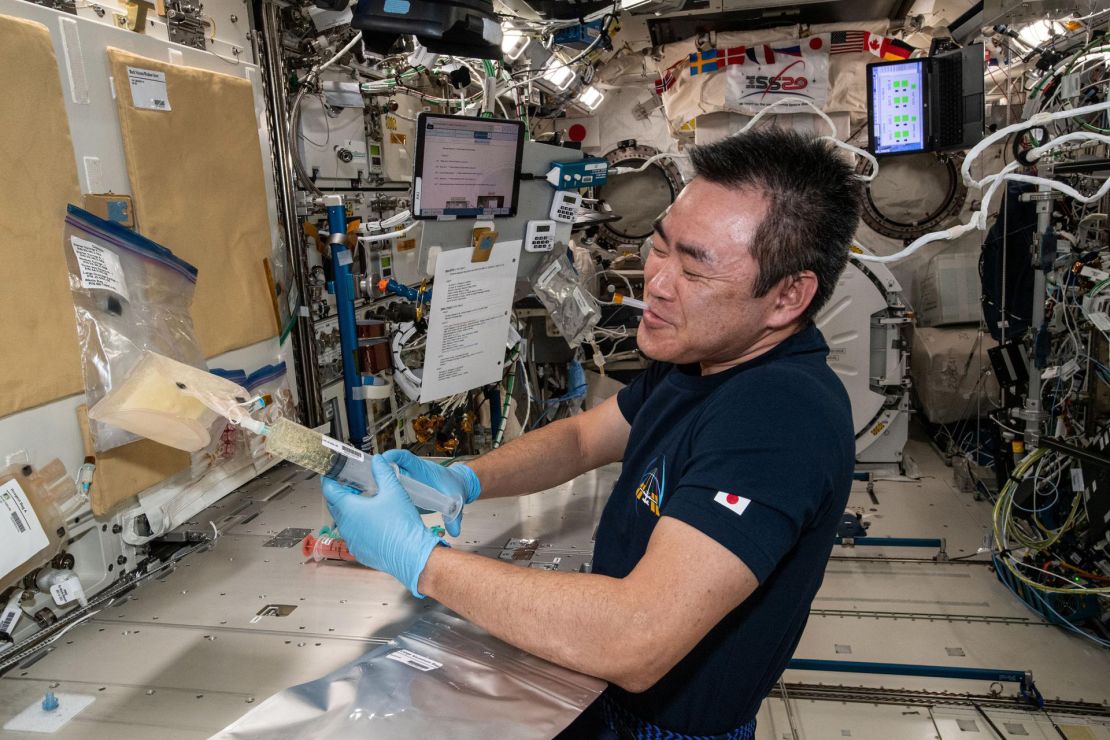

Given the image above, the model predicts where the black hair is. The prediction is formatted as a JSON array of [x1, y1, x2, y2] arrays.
[[688, 128, 862, 321]]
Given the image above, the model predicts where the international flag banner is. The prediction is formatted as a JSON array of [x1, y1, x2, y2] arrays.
[[687, 44, 813, 81], [880, 36, 914, 60], [653, 29, 869, 131], [723, 46, 746, 66], [725, 36, 830, 112], [689, 49, 721, 76], [829, 30, 868, 54], [654, 67, 677, 94], [864, 32, 915, 60], [746, 45, 776, 65]]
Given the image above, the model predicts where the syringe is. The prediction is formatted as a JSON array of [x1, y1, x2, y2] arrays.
[[237, 416, 462, 520], [612, 294, 646, 311], [302, 533, 356, 562]]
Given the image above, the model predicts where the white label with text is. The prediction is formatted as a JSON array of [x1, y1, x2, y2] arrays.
[[0, 604, 21, 635], [0, 480, 49, 576], [386, 649, 442, 672], [127, 67, 171, 111], [321, 435, 365, 461], [50, 575, 85, 607], [71, 237, 130, 300]]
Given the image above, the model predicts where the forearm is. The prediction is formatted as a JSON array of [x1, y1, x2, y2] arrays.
[[419, 547, 649, 689], [468, 417, 593, 499]]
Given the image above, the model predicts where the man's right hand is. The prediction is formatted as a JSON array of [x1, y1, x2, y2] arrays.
[[380, 449, 481, 537]]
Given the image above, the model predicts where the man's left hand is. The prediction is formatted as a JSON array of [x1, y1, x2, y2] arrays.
[[321, 456, 442, 598]]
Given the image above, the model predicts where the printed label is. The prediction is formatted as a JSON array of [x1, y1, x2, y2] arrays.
[[535, 259, 562, 290], [0, 480, 49, 576], [386, 649, 442, 672], [50, 575, 84, 606], [1071, 468, 1085, 492], [127, 67, 171, 111], [321, 435, 365, 462], [0, 604, 21, 635], [571, 287, 592, 316], [71, 236, 130, 300]]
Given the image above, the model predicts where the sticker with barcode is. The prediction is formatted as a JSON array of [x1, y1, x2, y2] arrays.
[[0, 605, 21, 635], [386, 649, 442, 672], [321, 435, 365, 462], [127, 67, 171, 111], [0, 480, 49, 577]]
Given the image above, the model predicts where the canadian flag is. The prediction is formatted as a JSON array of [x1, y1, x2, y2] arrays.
[[714, 491, 751, 517]]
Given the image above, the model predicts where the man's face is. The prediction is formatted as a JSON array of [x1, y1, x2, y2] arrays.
[[637, 177, 782, 373]]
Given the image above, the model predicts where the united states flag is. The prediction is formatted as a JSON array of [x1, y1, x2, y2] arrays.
[[830, 30, 868, 55]]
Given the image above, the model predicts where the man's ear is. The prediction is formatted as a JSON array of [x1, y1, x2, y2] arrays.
[[767, 271, 818, 329]]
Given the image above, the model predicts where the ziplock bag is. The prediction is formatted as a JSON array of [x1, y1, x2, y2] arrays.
[[530, 252, 600, 346], [214, 611, 605, 739], [63, 205, 205, 452]]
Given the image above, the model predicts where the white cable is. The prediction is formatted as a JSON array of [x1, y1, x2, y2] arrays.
[[823, 136, 880, 182], [1029, 132, 1110, 160], [592, 269, 637, 304], [318, 32, 364, 76], [855, 219, 981, 264], [1067, 7, 1110, 23], [358, 210, 412, 233], [962, 100, 1110, 187], [858, 131, 1110, 264], [391, 322, 423, 402], [1004, 172, 1110, 205], [609, 151, 688, 175], [737, 98, 880, 181], [740, 97, 838, 135], [382, 210, 412, 228], [518, 356, 532, 432], [358, 221, 419, 245]]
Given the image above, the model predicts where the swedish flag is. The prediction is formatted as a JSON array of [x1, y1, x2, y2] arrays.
[[688, 49, 721, 76]]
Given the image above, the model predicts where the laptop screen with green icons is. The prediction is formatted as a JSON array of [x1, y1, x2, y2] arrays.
[[868, 60, 925, 155]]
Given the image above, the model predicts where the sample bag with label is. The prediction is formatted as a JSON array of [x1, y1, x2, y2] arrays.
[[214, 612, 605, 740], [63, 205, 204, 452], [530, 253, 599, 346]]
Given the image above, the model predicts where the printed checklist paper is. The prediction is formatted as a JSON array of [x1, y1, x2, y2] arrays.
[[420, 241, 521, 402]]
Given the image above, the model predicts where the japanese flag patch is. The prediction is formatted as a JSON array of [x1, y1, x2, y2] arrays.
[[714, 491, 751, 517]]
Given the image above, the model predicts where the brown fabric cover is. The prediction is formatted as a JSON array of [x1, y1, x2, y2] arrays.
[[0, 15, 85, 417], [106, 47, 278, 357]]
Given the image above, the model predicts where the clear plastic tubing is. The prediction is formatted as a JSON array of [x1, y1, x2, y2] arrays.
[[248, 417, 462, 520], [613, 294, 646, 311], [302, 533, 355, 562]]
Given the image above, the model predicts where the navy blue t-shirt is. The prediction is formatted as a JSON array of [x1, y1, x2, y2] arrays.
[[593, 323, 854, 735]]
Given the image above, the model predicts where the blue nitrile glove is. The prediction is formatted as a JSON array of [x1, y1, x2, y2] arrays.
[[321, 456, 443, 598], [381, 449, 481, 538]]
